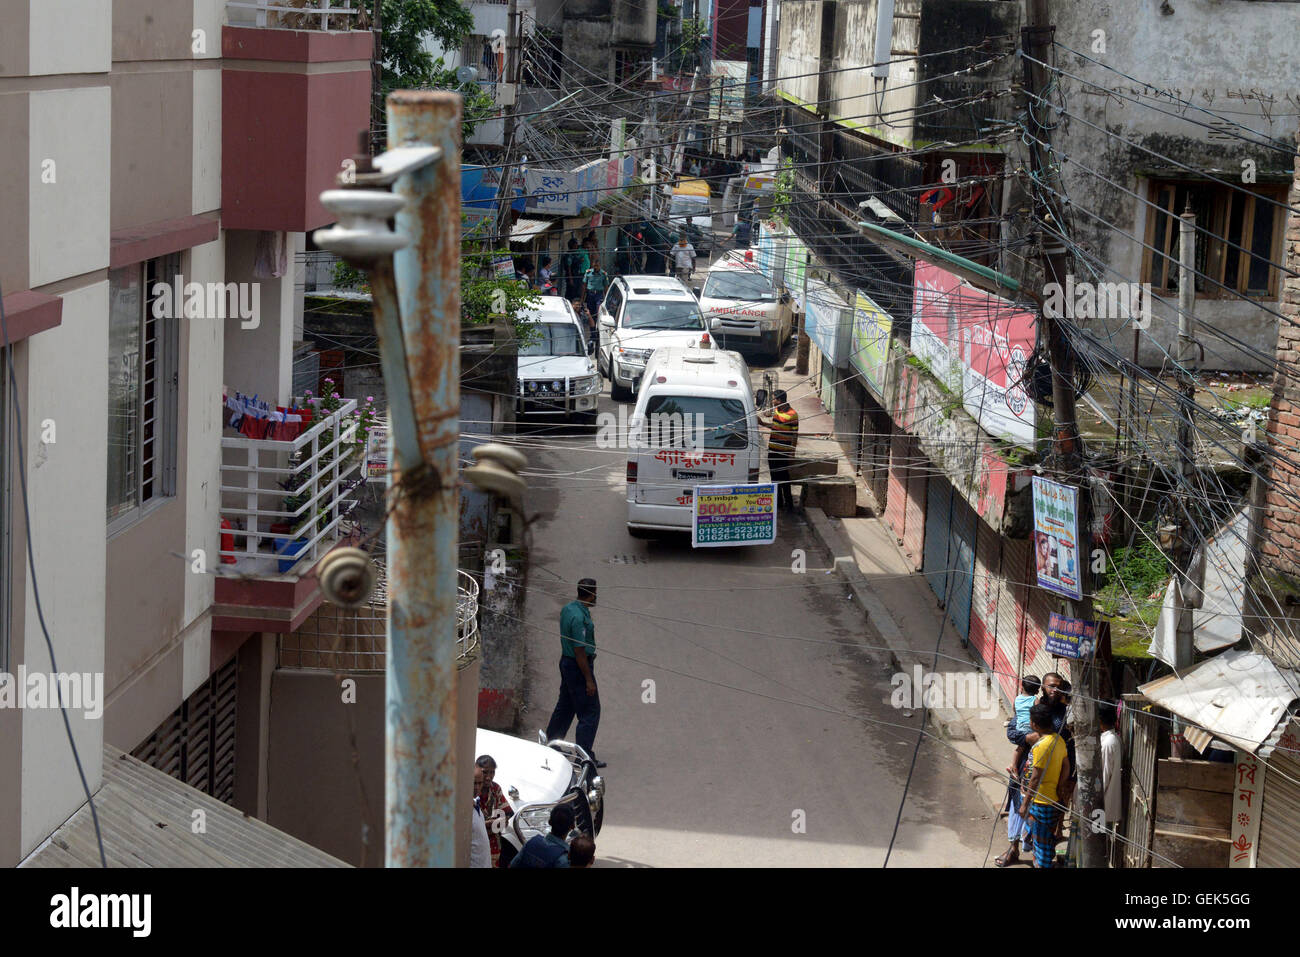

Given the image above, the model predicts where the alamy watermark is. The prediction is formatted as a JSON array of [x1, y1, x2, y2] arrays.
[[1042, 275, 1152, 330], [890, 665, 1000, 720], [151, 274, 260, 329], [595, 405, 709, 450], [0, 668, 104, 719]]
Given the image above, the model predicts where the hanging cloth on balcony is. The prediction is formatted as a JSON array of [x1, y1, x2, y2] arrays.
[[252, 230, 289, 279], [223, 389, 307, 440]]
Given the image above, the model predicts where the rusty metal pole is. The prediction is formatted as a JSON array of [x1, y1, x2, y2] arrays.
[[384, 90, 463, 868]]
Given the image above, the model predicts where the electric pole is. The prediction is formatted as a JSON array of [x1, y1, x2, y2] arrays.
[[1174, 202, 1203, 670], [493, 0, 521, 248], [1021, 0, 1106, 868]]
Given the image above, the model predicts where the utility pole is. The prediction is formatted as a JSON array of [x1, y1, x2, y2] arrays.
[[1173, 202, 1203, 669], [493, 0, 521, 248], [314, 92, 464, 867], [1021, 0, 1106, 868]]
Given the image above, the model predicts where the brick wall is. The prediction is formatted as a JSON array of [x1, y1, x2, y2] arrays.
[[1249, 128, 1300, 666]]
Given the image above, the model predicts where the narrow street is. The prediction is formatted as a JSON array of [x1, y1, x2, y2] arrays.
[[517, 354, 996, 867]]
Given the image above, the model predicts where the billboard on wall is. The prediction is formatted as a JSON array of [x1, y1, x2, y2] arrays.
[[525, 167, 582, 215], [851, 289, 892, 403], [785, 236, 808, 311], [711, 60, 748, 121], [804, 279, 850, 367], [912, 260, 1037, 447], [1032, 475, 1082, 601]]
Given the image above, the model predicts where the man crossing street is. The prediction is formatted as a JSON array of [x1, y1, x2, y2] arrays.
[[545, 578, 605, 768]]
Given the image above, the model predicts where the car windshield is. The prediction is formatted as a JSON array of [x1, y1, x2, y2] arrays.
[[643, 395, 748, 449], [519, 321, 585, 356], [702, 270, 774, 301], [623, 300, 705, 331], [670, 197, 709, 220]]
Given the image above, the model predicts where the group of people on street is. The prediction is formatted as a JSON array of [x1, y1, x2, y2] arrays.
[[469, 749, 598, 869], [996, 673, 1123, 868]]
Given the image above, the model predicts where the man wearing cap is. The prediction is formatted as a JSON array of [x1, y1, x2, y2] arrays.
[[545, 578, 605, 768]]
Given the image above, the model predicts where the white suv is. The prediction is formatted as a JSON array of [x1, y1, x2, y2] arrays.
[[698, 251, 792, 362], [515, 297, 601, 420], [596, 275, 709, 401]]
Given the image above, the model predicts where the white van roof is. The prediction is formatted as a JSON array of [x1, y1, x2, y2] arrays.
[[641, 344, 752, 392], [517, 297, 577, 322]]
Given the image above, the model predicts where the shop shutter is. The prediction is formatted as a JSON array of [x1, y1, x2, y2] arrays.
[[903, 440, 926, 571], [865, 409, 891, 508], [970, 518, 1001, 687], [1258, 718, 1300, 867], [924, 476, 952, 604], [945, 493, 977, 641], [997, 539, 1031, 703], [885, 428, 908, 542]]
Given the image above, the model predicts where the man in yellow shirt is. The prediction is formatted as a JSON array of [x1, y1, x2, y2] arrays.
[[1018, 701, 1071, 868]]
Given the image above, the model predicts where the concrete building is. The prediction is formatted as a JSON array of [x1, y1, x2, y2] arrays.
[[1, 0, 480, 869]]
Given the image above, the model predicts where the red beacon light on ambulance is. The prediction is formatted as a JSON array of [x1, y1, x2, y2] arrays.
[[699, 333, 712, 349]]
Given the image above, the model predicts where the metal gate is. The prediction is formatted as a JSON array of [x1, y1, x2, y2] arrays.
[[1121, 696, 1160, 868], [946, 494, 977, 641], [924, 476, 953, 605], [1257, 718, 1300, 867]]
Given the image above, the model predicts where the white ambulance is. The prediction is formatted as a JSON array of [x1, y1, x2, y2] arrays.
[[697, 250, 793, 362], [625, 337, 761, 537]]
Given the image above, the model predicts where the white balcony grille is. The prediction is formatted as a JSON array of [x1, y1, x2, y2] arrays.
[[220, 398, 363, 576], [226, 0, 361, 31], [278, 566, 482, 672]]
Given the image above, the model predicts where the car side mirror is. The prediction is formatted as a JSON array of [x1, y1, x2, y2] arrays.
[[587, 337, 596, 355], [754, 388, 769, 409], [780, 292, 791, 305]]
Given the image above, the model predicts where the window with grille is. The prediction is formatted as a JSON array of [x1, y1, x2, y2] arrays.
[[107, 254, 180, 533], [1143, 180, 1288, 299]]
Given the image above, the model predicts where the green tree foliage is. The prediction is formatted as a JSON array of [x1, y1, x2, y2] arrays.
[[362, 0, 496, 136], [772, 157, 794, 225]]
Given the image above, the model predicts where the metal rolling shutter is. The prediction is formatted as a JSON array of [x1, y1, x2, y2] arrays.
[[903, 440, 926, 571], [970, 518, 1001, 685], [1258, 719, 1300, 867], [996, 539, 1031, 703], [886, 428, 908, 542], [945, 494, 977, 641], [924, 476, 952, 604], [865, 408, 891, 508]]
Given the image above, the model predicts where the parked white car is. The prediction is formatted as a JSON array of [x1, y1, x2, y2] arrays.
[[515, 297, 601, 420], [597, 275, 709, 401], [698, 251, 793, 362], [475, 728, 605, 864]]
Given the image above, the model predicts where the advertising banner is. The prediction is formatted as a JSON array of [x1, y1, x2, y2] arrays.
[[912, 260, 1037, 447], [712, 60, 748, 121], [1045, 612, 1098, 659], [851, 289, 892, 402], [1032, 475, 1082, 600], [785, 236, 808, 311], [692, 484, 777, 547], [804, 279, 849, 367], [365, 425, 389, 481]]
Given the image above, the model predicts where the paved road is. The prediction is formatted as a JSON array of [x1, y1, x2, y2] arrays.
[[516, 364, 997, 867]]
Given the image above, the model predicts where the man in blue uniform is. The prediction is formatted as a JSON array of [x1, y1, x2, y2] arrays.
[[544, 578, 605, 768]]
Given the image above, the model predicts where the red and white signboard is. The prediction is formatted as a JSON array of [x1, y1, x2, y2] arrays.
[[912, 261, 1037, 447]]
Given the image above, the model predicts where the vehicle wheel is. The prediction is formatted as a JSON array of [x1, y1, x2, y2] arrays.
[[628, 526, 655, 539], [611, 379, 631, 402]]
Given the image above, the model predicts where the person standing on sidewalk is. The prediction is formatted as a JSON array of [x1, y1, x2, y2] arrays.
[[544, 578, 606, 768], [584, 260, 610, 320], [671, 236, 697, 283], [759, 390, 799, 511], [1018, 702, 1071, 868]]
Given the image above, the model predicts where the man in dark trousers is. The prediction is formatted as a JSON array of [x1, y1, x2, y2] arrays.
[[759, 390, 799, 511], [544, 578, 605, 767]]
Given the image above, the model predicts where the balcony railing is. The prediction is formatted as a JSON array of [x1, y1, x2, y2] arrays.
[[227, 0, 362, 30], [278, 565, 482, 671], [219, 398, 364, 576]]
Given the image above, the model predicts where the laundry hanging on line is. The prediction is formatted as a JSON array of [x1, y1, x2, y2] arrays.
[[223, 389, 313, 441]]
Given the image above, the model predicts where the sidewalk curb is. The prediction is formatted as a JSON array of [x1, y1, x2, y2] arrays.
[[804, 506, 976, 743]]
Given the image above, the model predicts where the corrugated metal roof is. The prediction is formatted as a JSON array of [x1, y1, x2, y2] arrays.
[[510, 218, 559, 244], [21, 747, 350, 868], [1139, 649, 1300, 757], [1149, 509, 1248, 665]]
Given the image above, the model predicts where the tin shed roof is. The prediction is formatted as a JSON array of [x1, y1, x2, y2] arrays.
[[21, 746, 350, 868]]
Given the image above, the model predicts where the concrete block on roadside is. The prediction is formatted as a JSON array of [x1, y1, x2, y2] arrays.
[[803, 476, 857, 517]]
